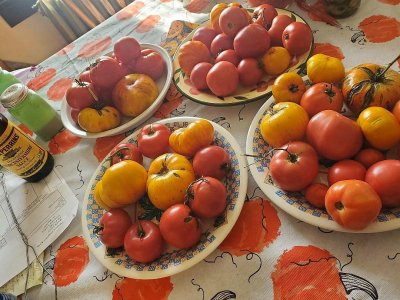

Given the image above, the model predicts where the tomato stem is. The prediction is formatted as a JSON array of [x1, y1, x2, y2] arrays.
[[74, 79, 99, 102], [93, 225, 103, 235], [148, 124, 154, 135], [325, 83, 336, 100], [134, 201, 145, 239], [376, 53, 400, 81]]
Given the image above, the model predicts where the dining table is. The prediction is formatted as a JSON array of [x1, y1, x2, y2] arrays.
[[4, 0, 400, 299]]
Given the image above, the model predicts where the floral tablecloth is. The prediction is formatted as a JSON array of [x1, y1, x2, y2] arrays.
[[7, 0, 400, 299]]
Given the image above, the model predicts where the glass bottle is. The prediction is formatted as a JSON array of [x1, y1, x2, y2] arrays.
[[0, 84, 64, 141], [0, 67, 20, 95], [322, 0, 361, 18], [0, 114, 54, 182]]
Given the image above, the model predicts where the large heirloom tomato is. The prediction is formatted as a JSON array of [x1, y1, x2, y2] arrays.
[[98, 208, 132, 248], [210, 2, 243, 33], [138, 123, 171, 159], [219, 6, 250, 38], [306, 110, 363, 161], [306, 54, 345, 84], [178, 41, 211, 76], [78, 106, 121, 133], [206, 61, 239, 97], [325, 180, 382, 230], [260, 102, 309, 147], [147, 153, 195, 210], [233, 24, 270, 58], [252, 4, 278, 30]]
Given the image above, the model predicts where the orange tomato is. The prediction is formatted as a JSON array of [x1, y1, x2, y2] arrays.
[[272, 72, 306, 103], [304, 183, 328, 209]]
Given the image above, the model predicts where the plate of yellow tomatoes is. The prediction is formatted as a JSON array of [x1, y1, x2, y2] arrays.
[[82, 117, 248, 279]]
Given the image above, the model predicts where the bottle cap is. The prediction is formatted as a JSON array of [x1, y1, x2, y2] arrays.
[[0, 83, 29, 108]]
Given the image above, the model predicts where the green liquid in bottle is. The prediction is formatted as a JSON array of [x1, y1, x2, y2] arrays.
[[0, 68, 20, 95]]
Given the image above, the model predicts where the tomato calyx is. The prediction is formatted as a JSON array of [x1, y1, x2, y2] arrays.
[[93, 225, 104, 235], [335, 201, 344, 210], [184, 216, 193, 223], [324, 83, 336, 101], [288, 83, 299, 93], [74, 79, 98, 102]]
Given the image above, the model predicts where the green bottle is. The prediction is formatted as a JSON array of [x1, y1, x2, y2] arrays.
[[0, 68, 20, 95]]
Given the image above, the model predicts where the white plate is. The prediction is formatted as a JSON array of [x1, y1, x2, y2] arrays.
[[82, 117, 248, 279], [246, 97, 400, 233], [61, 43, 173, 138]]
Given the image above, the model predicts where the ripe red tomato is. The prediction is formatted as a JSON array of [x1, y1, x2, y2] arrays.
[[89, 56, 125, 90], [238, 58, 263, 86], [252, 4, 278, 30], [234, 24, 271, 58], [365, 160, 400, 207], [113, 37, 141, 64], [306, 110, 363, 161], [300, 83, 344, 117], [159, 204, 201, 249], [187, 177, 227, 218], [190, 62, 213, 90], [269, 141, 319, 191], [79, 70, 91, 82], [354, 148, 385, 168], [66, 81, 97, 110], [138, 123, 171, 159], [215, 49, 240, 66], [70, 108, 79, 124], [328, 160, 366, 186], [193, 145, 230, 179], [210, 33, 234, 57], [124, 221, 164, 263], [219, 6, 250, 38], [268, 15, 293, 46], [282, 22, 312, 56], [304, 183, 328, 209], [192, 27, 218, 50], [325, 180, 382, 230], [98, 208, 132, 248], [110, 143, 143, 165], [134, 50, 165, 81], [206, 61, 239, 97]]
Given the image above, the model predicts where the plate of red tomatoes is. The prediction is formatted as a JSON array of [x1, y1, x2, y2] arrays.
[[172, 4, 313, 106], [82, 117, 247, 279]]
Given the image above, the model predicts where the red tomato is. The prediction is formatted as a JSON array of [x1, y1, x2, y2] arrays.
[[192, 27, 218, 49], [234, 24, 270, 58], [124, 221, 164, 263], [190, 62, 213, 90], [325, 180, 382, 230], [79, 70, 91, 82], [328, 160, 366, 186], [249, 0, 290, 8], [138, 123, 171, 159], [98, 208, 132, 248], [392, 101, 400, 123], [238, 58, 263, 86], [282, 22, 312, 56], [89, 56, 125, 90], [354, 148, 385, 169], [134, 50, 165, 81], [110, 143, 143, 165], [219, 6, 250, 38], [252, 4, 278, 30], [268, 15, 293, 47], [304, 183, 328, 209], [192, 145, 230, 179], [300, 83, 344, 117], [210, 33, 234, 57], [70, 108, 79, 124], [159, 204, 201, 249], [215, 49, 240, 66], [270, 141, 319, 191], [365, 160, 400, 207], [119, 62, 131, 76], [306, 110, 363, 161], [65, 81, 97, 110], [113, 37, 141, 64], [187, 177, 227, 218], [206, 61, 239, 97]]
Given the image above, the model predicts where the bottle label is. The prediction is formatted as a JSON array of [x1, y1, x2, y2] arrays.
[[0, 121, 48, 178]]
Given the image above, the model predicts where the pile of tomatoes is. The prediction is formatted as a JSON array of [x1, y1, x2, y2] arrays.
[[65, 36, 166, 133], [177, 2, 312, 97], [94, 119, 232, 263]]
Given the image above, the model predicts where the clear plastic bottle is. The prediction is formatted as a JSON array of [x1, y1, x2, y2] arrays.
[[0, 68, 20, 95]]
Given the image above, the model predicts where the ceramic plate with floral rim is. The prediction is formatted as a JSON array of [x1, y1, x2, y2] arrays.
[[246, 97, 400, 233], [172, 8, 313, 107], [82, 117, 248, 279]]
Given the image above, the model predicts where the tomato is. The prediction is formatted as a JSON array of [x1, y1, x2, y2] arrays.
[[300, 83, 344, 117], [70, 108, 79, 124], [98, 208, 132, 248], [138, 123, 171, 159], [392, 101, 400, 123], [192, 145, 230, 179], [306, 110, 363, 161], [210, 33, 234, 57], [110, 143, 143, 165], [282, 22, 312, 56], [365, 160, 400, 207], [178, 41, 211, 76], [306, 54, 345, 84], [260, 102, 309, 147], [79, 70, 91, 82], [304, 183, 328, 209], [159, 204, 201, 249], [113, 37, 141, 64], [249, 0, 290, 8], [66, 81, 97, 110], [268, 15, 293, 47], [272, 72, 306, 103], [124, 221, 164, 263], [190, 62, 213, 90], [270, 141, 319, 191], [325, 180, 381, 230], [238, 58, 263, 86], [252, 4, 278, 30], [134, 50, 165, 81], [206, 61, 239, 97], [234, 24, 270, 58], [89, 56, 125, 90], [219, 6, 250, 38], [78, 106, 121, 133], [192, 27, 218, 49], [215, 49, 240, 67], [354, 148, 385, 169], [328, 160, 366, 186]]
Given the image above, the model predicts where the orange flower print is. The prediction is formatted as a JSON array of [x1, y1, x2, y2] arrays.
[[27, 68, 57, 91], [185, 0, 210, 13], [313, 43, 345, 60], [56, 43, 75, 56], [47, 78, 73, 101], [78, 36, 112, 58], [93, 134, 126, 162], [219, 197, 281, 256], [359, 15, 400, 43], [153, 84, 183, 119], [54, 236, 89, 287], [117, 1, 145, 20], [18, 124, 33, 136], [112, 277, 173, 300], [135, 15, 161, 33], [48, 130, 81, 155], [378, 0, 400, 4]]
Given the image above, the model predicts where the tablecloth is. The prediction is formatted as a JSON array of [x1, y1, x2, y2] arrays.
[[6, 0, 400, 299]]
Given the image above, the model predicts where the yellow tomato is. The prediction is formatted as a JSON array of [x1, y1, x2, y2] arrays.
[[147, 153, 195, 210], [357, 107, 400, 150], [306, 53, 345, 84], [261, 47, 291, 76], [94, 160, 147, 210], [78, 106, 121, 133], [272, 72, 306, 103], [260, 102, 309, 147]]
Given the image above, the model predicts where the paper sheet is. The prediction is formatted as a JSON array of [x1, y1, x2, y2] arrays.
[[0, 169, 79, 287]]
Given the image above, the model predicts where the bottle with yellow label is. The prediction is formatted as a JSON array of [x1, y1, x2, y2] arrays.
[[0, 114, 54, 182]]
